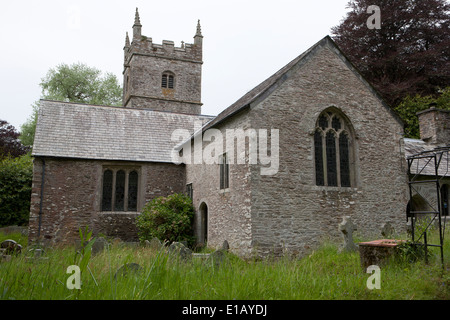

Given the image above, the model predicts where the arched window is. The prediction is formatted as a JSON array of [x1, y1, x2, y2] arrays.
[[161, 72, 175, 89], [314, 109, 355, 187]]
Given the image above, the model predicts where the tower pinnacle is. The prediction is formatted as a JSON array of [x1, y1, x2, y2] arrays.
[[134, 8, 142, 26], [133, 8, 142, 40], [194, 20, 203, 46], [125, 32, 130, 48]]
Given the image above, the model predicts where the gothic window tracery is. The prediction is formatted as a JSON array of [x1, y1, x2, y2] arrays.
[[314, 109, 354, 187]]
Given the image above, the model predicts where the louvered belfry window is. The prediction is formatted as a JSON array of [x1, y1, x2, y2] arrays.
[[101, 168, 139, 212], [314, 109, 354, 187], [162, 72, 174, 89]]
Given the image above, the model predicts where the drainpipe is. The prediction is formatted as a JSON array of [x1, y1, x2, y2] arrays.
[[38, 157, 45, 238]]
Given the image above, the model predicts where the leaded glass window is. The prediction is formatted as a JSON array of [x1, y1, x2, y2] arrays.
[[102, 170, 113, 211], [313, 109, 354, 187], [128, 171, 138, 211], [220, 153, 229, 189], [314, 130, 324, 186], [339, 133, 351, 187], [115, 170, 125, 211], [101, 168, 140, 212], [326, 131, 337, 187]]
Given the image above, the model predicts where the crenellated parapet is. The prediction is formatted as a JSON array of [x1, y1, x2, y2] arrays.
[[122, 8, 203, 114]]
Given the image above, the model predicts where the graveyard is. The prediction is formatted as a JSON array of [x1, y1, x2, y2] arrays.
[[0, 223, 448, 300]]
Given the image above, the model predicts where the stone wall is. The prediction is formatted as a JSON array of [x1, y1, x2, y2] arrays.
[[28, 158, 186, 245], [185, 109, 254, 257], [123, 36, 202, 115], [184, 41, 409, 258], [248, 42, 408, 257]]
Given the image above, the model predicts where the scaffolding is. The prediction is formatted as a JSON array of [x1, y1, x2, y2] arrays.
[[406, 145, 449, 267]]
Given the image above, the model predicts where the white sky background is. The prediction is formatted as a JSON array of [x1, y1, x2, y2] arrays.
[[0, 0, 352, 130]]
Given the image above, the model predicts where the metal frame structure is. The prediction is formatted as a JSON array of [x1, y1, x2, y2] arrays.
[[407, 145, 449, 267]]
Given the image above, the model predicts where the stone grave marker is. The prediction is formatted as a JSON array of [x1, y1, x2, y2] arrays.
[[206, 249, 227, 268], [145, 237, 163, 251], [168, 241, 192, 260], [381, 222, 395, 238], [92, 237, 109, 255], [338, 216, 358, 252]]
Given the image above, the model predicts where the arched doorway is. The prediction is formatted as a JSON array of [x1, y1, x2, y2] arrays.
[[199, 202, 208, 245]]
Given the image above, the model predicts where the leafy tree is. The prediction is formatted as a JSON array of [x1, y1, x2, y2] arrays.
[[40, 62, 122, 106], [0, 153, 33, 227], [0, 120, 30, 158], [331, 0, 450, 107], [394, 86, 450, 138], [20, 62, 122, 146], [136, 193, 195, 247]]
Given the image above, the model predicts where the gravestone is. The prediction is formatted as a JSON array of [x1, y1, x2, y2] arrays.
[[381, 222, 395, 238], [145, 237, 163, 251], [92, 237, 109, 255], [114, 263, 144, 279], [221, 240, 230, 251], [168, 241, 192, 260], [338, 216, 358, 252], [1, 239, 22, 255], [206, 249, 227, 268]]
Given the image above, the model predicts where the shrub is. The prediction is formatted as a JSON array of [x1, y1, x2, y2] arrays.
[[0, 154, 33, 227], [136, 193, 195, 247]]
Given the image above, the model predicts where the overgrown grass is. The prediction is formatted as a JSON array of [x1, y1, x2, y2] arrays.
[[0, 230, 448, 300]]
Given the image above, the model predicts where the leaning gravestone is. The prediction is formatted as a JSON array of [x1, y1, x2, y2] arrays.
[[338, 216, 358, 252]]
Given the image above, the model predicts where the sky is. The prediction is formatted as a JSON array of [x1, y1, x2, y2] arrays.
[[0, 0, 352, 130]]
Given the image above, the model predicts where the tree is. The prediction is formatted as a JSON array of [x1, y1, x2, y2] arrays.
[[0, 120, 30, 158], [0, 153, 33, 227], [20, 62, 122, 146], [40, 62, 122, 106], [331, 0, 450, 107]]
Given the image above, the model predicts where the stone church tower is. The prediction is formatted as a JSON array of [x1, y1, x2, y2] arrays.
[[122, 8, 203, 115]]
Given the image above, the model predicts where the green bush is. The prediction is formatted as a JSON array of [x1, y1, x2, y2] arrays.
[[136, 193, 195, 247], [0, 154, 33, 227]]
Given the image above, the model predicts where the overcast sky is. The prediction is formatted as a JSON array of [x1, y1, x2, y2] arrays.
[[0, 0, 352, 130]]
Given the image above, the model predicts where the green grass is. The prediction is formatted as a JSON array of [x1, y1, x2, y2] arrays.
[[0, 230, 448, 300]]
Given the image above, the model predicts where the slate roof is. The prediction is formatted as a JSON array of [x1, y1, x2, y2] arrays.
[[32, 100, 214, 163], [404, 138, 450, 177]]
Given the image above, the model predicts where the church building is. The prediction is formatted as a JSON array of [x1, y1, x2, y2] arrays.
[[28, 9, 422, 257]]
